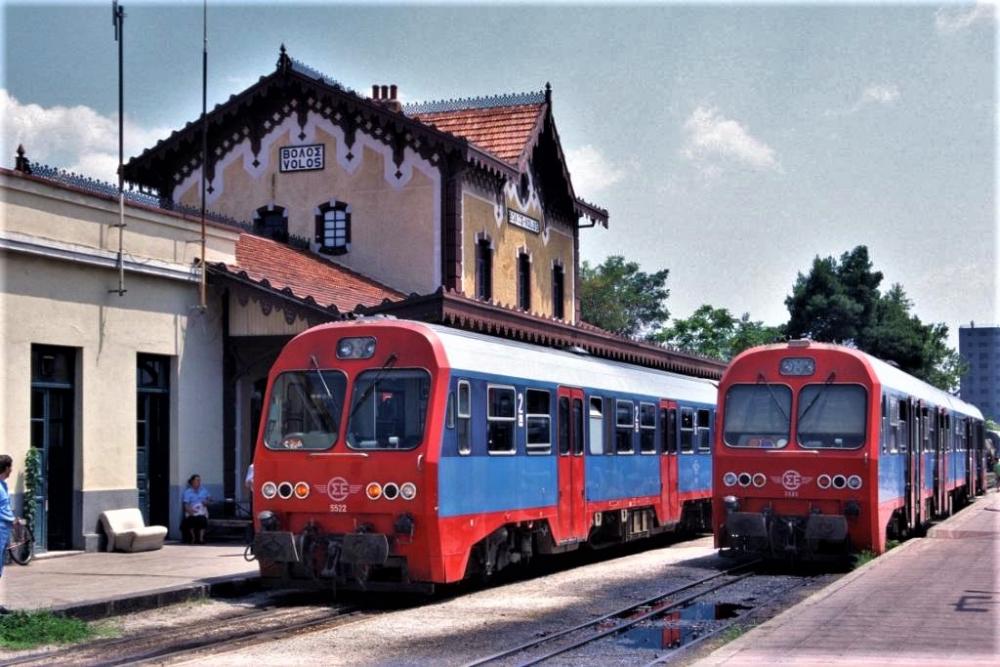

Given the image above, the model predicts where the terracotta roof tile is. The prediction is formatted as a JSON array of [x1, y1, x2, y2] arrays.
[[412, 103, 544, 165], [232, 233, 404, 312]]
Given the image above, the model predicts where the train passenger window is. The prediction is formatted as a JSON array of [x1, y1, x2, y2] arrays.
[[616, 400, 634, 454], [880, 395, 888, 453], [661, 408, 678, 454], [639, 403, 657, 454], [797, 384, 867, 449], [897, 400, 908, 453], [722, 384, 791, 448], [573, 398, 584, 455], [696, 409, 711, 452], [526, 389, 551, 455], [588, 397, 604, 455], [264, 370, 347, 450], [680, 409, 695, 453], [347, 369, 430, 450], [558, 397, 571, 455], [446, 393, 455, 429], [457, 380, 471, 455], [486, 385, 516, 454]]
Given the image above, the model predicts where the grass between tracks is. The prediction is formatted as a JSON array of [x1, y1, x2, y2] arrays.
[[0, 611, 102, 649]]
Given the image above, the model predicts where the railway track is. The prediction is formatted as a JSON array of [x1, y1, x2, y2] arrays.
[[0, 603, 372, 667], [463, 560, 816, 667]]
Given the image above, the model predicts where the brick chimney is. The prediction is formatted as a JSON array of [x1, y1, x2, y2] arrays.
[[370, 83, 402, 113]]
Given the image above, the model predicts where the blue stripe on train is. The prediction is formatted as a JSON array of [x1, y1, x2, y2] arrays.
[[585, 455, 659, 501], [679, 454, 712, 493], [438, 455, 557, 517]]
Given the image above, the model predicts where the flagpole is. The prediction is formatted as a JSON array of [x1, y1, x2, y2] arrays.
[[199, 0, 208, 311], [110, 1, 127, 296]]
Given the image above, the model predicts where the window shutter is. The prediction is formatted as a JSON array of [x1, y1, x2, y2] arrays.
[[345, 210, 352, 245], [314, 211, 324, 245]]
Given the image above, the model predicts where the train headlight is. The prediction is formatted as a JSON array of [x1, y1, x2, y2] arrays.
[[723, 495, 740, 512], [847, 475, 863, 490], [817, 474, 831, 490], [293, 482, 310, 499], [366, 482, 383, 500], [752, 473, 767, 488], [400, 482, 417, 500], [722, 472, 738, 487], [738, 473, 752, 487], [277, 482, 294, 499], [383, 482, 400, 500], [261, 481, 278, 499], [336, 336, 376, 360], [832, 475, 847, 490]]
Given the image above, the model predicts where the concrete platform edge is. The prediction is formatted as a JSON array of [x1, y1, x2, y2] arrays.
[[44, 573, 261, 621], [699, 493, 993, 665]]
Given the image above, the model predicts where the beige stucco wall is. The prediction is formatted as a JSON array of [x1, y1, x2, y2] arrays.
[[0, 174, 230, 546], [461, 182, 576, 322], [173, 111, 440, 294]]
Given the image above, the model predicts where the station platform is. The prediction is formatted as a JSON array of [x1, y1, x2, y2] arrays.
[[697, 492, 1000, 665], [0, 544, 259, 619]]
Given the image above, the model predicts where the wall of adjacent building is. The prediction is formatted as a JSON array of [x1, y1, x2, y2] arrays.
[[460, 178, 576, 322], [0, 172, 237, 549], [173, 111, 440, 295]]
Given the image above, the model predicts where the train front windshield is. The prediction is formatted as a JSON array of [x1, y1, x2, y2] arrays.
[[264, 370, 347, 450], [346, 369, 430, 450], [723, 384, 792, 448]]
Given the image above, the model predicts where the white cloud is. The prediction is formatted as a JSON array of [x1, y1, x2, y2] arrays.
[[935, 2, 996, 34], [0, 89, 170, 184], [565, 144, 626, 197], [681, 106, 779, 173], [826, 83, 900, 116]]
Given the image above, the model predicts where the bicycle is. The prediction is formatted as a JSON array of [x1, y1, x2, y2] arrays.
[[5, 518, 34, 566]]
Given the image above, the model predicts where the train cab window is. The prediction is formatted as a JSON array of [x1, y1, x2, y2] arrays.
[[588, 397, 604, 455], [722, 384, 791, 449], [797, 384, 867, 449], [615, 400, 635, 454], [526, 389, 551, 455], [696, 409, 711, 452], [661, 407, 678, 454], [639, 403, 657, 454], [347, 369, 430, 450], [680, 408, 695, 453], [558, 397, 571, 455], [264, 370, 347, 450], [457, 380, 471, 455], [487, 386, 516, 454]]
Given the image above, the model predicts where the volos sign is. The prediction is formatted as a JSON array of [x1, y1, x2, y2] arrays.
[[279, 144, 325, 173]]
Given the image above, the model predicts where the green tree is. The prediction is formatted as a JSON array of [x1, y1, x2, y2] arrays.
[[656, 305, 782, 360], [579, 256, 670, 339]]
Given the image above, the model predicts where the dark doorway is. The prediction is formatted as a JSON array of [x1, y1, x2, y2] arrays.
[[137, 355, 171, 528], [30, 345, 76, 551]]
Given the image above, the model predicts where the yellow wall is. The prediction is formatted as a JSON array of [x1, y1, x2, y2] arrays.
[[174, 112, 440, 295], [460, 180, 576, 322]]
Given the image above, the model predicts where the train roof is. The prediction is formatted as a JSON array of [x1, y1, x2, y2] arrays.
[[421, 323, 718, 404], [741, 342, 982, 420]]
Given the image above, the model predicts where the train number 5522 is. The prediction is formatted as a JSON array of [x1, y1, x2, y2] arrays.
[[328, 504, 347, 513]]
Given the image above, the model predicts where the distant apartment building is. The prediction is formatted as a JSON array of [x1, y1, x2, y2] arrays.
[[959, 323, 1000, 421]]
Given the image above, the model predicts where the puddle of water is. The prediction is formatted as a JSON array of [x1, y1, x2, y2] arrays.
[[616, 602, 751, 650]]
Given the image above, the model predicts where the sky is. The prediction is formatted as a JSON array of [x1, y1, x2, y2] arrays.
[[1, 1, 996, 348]]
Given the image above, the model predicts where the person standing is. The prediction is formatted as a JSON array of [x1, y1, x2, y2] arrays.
[[0, 455, 15, 590]]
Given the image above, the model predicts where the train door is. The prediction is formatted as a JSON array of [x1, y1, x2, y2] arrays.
[[902, 398, 919, 530], [556, 387, 587, 542], [659, 401, 679, 521], [935, 409, 947, 515]]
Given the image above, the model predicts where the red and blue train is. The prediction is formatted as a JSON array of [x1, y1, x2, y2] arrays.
[[251, 319, 718, 592], [713, 340, 987, 559]]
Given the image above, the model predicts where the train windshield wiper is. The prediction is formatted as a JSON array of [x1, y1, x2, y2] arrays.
[[756, 372, 789, 423], [310, 354, 338, 429], [348, 353, 399, 421], [798, 371, 837, 422]]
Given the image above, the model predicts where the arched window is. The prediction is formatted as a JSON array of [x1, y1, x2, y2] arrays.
[[253, 205, 288, 242], [315, 200, 351, 255]]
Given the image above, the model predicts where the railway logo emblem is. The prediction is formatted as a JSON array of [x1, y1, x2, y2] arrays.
[[771, 470, 812, 491], [316, 476, 361, 501]]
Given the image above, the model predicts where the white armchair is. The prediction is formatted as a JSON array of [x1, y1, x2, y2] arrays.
[[99, 508, 168, 552]]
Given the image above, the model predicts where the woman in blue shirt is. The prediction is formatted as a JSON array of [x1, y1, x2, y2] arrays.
[[0, 455, 15, 584], [181, 474, 212, 544]]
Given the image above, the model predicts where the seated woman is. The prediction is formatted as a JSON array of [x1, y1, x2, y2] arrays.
[[181, 474, 211, 544]]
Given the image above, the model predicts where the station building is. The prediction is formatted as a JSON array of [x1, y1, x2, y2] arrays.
[[1, 47, 723, 552]]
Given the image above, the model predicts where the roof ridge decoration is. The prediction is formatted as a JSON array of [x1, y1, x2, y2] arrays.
[[286, 55, 355, 94], [404, 90, 546, 116]]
